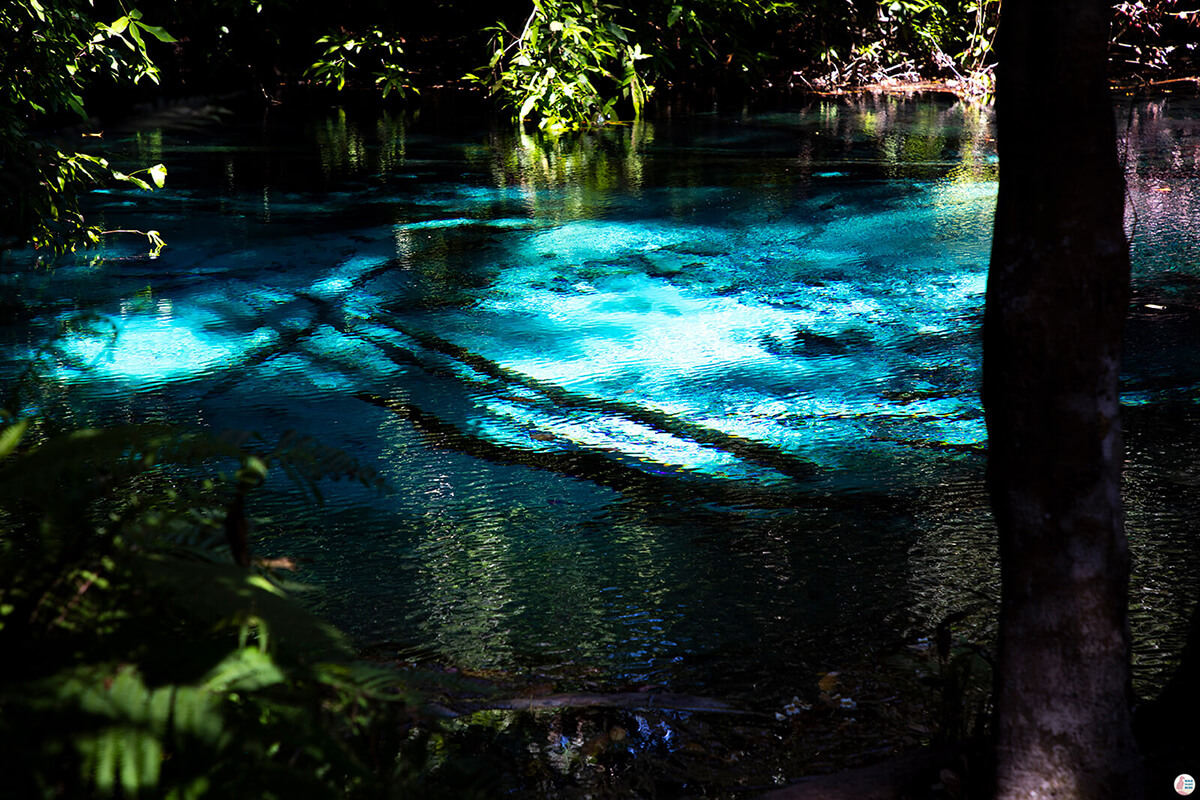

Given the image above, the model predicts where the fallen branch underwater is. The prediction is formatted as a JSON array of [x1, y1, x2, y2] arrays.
[[367, 320, 819, 482], [358, 391, 812, 509], [457, 691, 754, 715], [393, 321, 816, 482]]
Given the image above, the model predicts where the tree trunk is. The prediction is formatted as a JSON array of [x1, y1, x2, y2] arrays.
[[983, 1, 1142, 798]]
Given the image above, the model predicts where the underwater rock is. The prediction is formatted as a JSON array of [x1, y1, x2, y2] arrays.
[[785, 327, 873, 357], [793, 329, 850, 356]]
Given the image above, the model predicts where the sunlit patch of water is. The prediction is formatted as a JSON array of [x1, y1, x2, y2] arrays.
[[52, 301, 265, 388]]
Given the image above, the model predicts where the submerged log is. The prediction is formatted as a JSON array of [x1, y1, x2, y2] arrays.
[[465, 691, 750, 715], [383, 321, 818, 482], [357, 392, 803, 509]]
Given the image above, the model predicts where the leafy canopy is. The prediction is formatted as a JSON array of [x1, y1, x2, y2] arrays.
[[0, 0, 173, 255]]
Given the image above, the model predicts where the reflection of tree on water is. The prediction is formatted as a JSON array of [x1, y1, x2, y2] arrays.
[[366, 367, 940, 697], [1121, 96, 1200, 294], [471, 120, 656, 220], [311, 107, 408, 178]]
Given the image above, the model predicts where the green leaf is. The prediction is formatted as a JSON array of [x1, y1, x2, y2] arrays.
[[519, 94, 538, 120], [94, 726, 118, 793], [0, 419, 29, 458], [67, 94, 87, 120], [247, 574, 287, 598], [203, 648, 285, 693], [668, 4, 683, 27], [129, 22, 146, 52], [112, 171, 153, 191], [148, 164, 167, 188], [147, 230, 166, 257]]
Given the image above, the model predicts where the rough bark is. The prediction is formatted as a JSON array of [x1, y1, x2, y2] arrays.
[[983, 1, 1142, 798]]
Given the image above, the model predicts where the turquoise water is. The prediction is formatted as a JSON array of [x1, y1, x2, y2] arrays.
[[3, 94, 1199, 704]]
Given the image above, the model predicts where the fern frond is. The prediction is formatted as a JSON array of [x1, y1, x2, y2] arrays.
[[53, 665, 179, 797], [139, 554, 353, 662], [202, 647, 286, 694], [316, 661, 425, 705]]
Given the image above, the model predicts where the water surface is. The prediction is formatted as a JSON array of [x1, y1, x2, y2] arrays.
[[3, 93, 1199, 705]]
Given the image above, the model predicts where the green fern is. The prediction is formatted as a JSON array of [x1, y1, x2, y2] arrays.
[[72, 668, 171, 797], [14, 663, 227, 797], [0, 395, 493, 798]]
